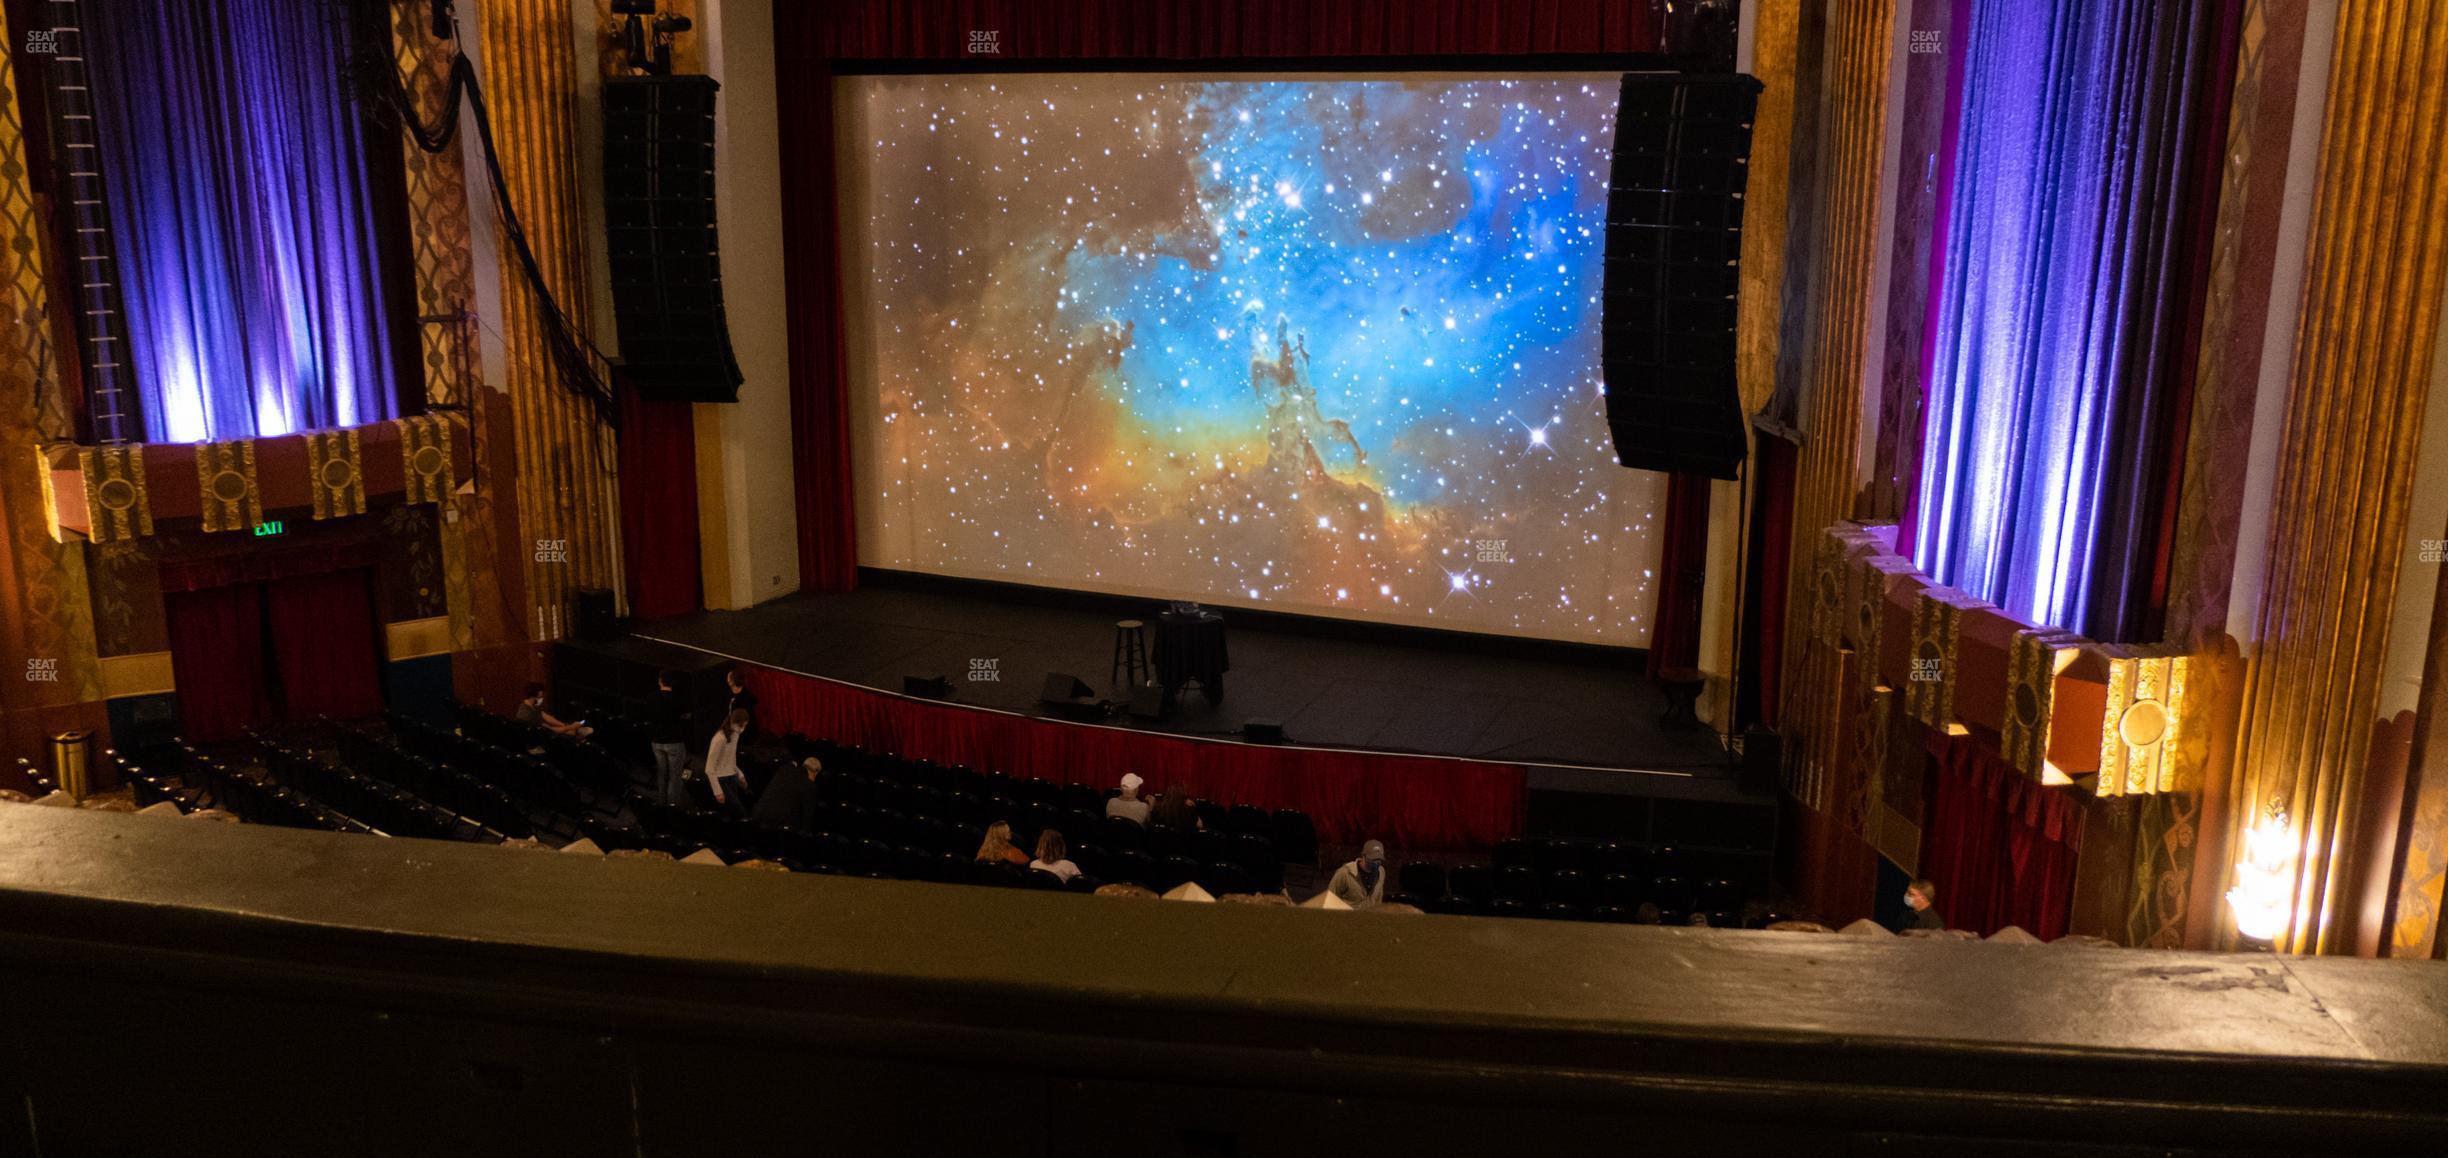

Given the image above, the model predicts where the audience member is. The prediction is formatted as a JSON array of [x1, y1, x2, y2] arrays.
[[704, 709, 751, 813], [1326, 839, 1388, 909], [1105, 772, 1151, 824], [723, 667, 758, 742], [516, 683, 591, 737], [1897, 878, 1945, 932], [976, 820, 1031, 867], [647, 670, 690, 805], [1149, 783, 1200, 830], [754, 757, 821, 831], [1029, 829, 1080, 882]]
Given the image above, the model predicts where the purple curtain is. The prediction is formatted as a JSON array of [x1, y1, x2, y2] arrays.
[[84, 0, 403, 444], [1909, 0, 2235, 641]]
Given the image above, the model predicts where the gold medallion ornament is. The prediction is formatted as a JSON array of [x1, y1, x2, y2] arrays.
[[76, 444, 153, 541], [2000, 628, 2085, 782], [2098, 646, 2192, 797], [305, 428, 367, 519], [193, 439, 262, 532], [395, 414, 455, 504]]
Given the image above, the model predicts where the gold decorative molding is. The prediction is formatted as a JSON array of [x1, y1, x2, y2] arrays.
[[97, 651, 174, 699], [384, 615, 453, 661], [193, 440, 262, 533], [305, 428, 367, 519], [1902, 588, 1971, 734], [77, 445, 153, 541], [2099, 648, 2193, 798], [2002, 628, 2085, 782], [2222, 0, 2448, 954], [396, 414, 456, 504]]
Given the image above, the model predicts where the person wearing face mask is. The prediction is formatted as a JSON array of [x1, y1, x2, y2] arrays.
[[1897, 878, 1945, 932], [1327, 839, 1389, 909]]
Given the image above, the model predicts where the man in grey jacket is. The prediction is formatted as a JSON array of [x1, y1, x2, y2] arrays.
[[1327, 839, 1388, 909]]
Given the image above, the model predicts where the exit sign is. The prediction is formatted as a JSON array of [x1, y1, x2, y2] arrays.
[[253, 520, 286, 537]]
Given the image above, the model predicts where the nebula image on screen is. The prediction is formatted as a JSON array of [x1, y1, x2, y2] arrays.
[[840, 73, 1663, 645]]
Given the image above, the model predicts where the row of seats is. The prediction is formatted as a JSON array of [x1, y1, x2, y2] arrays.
[[256, 742, 490, 843], [1395, 861, 1747, 924], [335, 726, 538, 840]]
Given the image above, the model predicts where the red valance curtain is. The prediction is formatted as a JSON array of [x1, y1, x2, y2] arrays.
[[1918, 731, 2084, 939], [743, 666, 1526, 850], [773, 1, 1668, 595], [265, 568, 384, 722], [618, 384, 704, 618], [1646, 471, 1711, 676], [166, 581, 270, 743]]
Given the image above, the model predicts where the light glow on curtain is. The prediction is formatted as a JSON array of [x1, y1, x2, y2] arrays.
[[85, 0, 401, 443], [1910, 0, 2222, 639]]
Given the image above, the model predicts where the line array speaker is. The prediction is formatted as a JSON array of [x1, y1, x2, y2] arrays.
[[1601, 73, 1762, 481], [601, 75, 745, 403]]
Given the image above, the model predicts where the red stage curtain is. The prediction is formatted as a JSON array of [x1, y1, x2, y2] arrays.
[[1740, 434, 1797, 728], [773, 1, 1666, 595], [266, 568, 385, 722], [1647, 471, 1711, 676], [1917, 732, 2084, 939], [619, 383, 705, 618], [742, 666, 1526, 851], [166, 582, 270, 743]]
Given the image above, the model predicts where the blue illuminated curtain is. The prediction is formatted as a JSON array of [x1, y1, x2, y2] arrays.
[[1909, 0, 2233, 641], [84, 0, 402, 443]]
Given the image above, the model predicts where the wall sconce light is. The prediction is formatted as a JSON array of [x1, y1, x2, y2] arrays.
[[2224, 806, 2295, 947]]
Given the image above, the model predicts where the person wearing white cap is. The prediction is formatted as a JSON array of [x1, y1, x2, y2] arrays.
[[1105, 772, 1152, 825], [1327, 840, 1388, 909]]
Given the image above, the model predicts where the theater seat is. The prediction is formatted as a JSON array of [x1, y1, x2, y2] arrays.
[[1448, 863, 1495, 906], [1543, 869, 1593, 908], [1269, 809, 1317, 865], [1397, 862, 1447, 903], [1495, 864, 1541, 905]]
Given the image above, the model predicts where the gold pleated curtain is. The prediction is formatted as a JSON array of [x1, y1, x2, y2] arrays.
[[2226, 0, 2448, 954], [0, 0, 103, 726], [1779, 0, 1895, 805], [480, 0, 620, 641]]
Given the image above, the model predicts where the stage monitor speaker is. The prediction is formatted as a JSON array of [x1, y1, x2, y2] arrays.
[[1600, 73, 1762, 482], [573, 587, 620, 643], [1242, 719, 1285, 744], [1741, 726, 1782, 796], [601, 75, 744, 403], [1038, 673, 1095, 703], [904, 674, 951, 699], [1127, 681, 1169, 721]]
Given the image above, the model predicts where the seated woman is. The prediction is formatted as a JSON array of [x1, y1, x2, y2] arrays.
[[1028, 829, 1080, 882], [975, 820, 1032, 868]]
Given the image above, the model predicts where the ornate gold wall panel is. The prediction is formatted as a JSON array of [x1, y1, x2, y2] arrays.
[[1778, 0, 1895, 801], [1735, 1, 1800, 417], [479, 0, 620, 642], [0, 0, 102, 727], [2225, 0, 2448, 954], [2002, 629, 2083, 780], [304, 429, 367, 519], [2098, 649, 2193, 797], [193, 440, 263, 533]]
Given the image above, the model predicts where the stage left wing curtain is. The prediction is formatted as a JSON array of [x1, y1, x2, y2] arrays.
[[84, 0, 405, 443]]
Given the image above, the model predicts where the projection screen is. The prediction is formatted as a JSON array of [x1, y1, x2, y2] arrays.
[[838, 72, 1664, 646]]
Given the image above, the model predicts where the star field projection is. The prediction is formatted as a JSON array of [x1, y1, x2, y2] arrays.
[[846, 74, 1664, 645]]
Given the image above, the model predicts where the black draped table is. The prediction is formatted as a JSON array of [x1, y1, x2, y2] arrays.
[[1154, 609, 1228, 706]]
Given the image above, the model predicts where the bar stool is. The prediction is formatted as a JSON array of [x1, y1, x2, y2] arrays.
[[1112, 619, 1150, 693]]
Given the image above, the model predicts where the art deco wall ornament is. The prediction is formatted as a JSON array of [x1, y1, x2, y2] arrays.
[[305, 427, 367, 519], [2000, 627, 2085, 781], [75, 444, 153, 542], [1903, 588, 1973, 732], [2097, 645, 2192, 796], [396, 414, 455, 504], [193, 439, 262, 533]]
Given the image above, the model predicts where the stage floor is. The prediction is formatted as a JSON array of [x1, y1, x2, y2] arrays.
[[634, 584, 1732, 775]]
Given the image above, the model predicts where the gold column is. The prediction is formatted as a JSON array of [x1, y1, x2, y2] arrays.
[[1779, 0, 1895, 794], [480, 0, 620, 641], [2225, 0, 2448, 954], [0, 0, 103, 744], [390, 0, 517, 655]]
